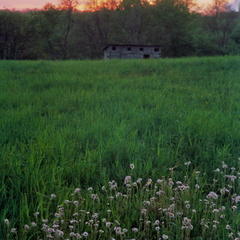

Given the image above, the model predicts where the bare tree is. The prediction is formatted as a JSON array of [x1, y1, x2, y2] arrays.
[[58, 0, 79, 59], [199, 0, 238, 54]]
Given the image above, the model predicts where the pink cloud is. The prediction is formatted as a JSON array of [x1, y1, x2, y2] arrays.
[[0, 0, 238, 11], [0, 0, 60, 10]]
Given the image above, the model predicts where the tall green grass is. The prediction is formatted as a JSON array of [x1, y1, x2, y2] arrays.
[[0, 57, 239, 239]]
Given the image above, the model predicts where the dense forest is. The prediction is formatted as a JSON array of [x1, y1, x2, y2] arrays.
[[0, 0, 240, 59]]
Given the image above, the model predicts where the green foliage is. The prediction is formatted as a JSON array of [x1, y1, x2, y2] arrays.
[[4, 162, 240, 239], [0, 10, 40, 59], [0, 0, 239, 59], [0, 57, 239, 239], [152, 0, 195, 57]]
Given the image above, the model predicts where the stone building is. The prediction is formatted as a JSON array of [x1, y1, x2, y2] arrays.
[[103, 44, 161, 59]]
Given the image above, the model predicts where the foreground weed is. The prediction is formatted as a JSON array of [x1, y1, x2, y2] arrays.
[[4, 161, 239, 240]]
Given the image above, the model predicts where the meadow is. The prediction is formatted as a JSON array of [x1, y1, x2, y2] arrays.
[[0, 57, 239, 239]]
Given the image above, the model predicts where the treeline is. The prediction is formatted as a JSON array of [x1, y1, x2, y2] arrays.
[[0, 0, 240, 60]]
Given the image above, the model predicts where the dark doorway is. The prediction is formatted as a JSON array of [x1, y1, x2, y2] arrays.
[[143, 54, 150, 59]]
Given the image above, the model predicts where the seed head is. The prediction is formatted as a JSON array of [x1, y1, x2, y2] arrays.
[[82, 232, 89, 237], [31, 222, 37, 227], [154, 220, 160, 225], [74, 188, 81, 194], [106, 222, 112, 228], [34, 212, 40, 217], [235, 196, 240, 203], [24, 224, 30, 231], [162, 234, 169, 239], [91, 194, 98, 200], [232, 206, 237, 211], [56, 230, 64, 237], [141, 208, 147, 214], [226, 225, 231, 230], [4, 219, 10, 225], [132, 228, 138, 232], [50, 194, 56, 199], [75, 233, 81, 239], [206, 192, 218, 200], [11, 228, 17, 233], [124, 176, 131, 184], [114, 227, 122, 234], [70, 232, 76, 237]]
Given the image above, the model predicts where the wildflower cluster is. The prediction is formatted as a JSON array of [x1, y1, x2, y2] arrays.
[[4, 162, 239, 239]]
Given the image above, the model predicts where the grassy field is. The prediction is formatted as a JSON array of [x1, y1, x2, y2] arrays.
[[0, 57, 239, 239]]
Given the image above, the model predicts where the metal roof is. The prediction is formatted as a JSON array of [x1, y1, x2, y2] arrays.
[[103, 44, 161, 51]]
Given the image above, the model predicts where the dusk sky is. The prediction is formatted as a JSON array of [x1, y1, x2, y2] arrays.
[[0, 0, 239, 10]]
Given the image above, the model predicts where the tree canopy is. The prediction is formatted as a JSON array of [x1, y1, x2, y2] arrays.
[[0, 0, 239, 59]]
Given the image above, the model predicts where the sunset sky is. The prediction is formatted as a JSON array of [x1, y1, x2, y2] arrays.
[[0, 0, 239, 11]]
